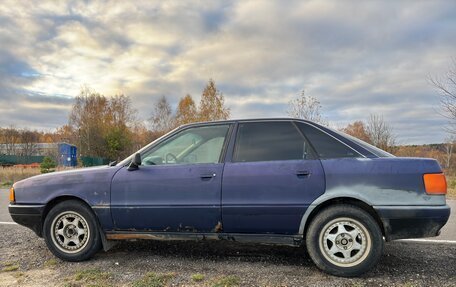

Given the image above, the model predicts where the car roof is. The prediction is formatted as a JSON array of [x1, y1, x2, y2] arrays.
[[180, 117, 318, 128]]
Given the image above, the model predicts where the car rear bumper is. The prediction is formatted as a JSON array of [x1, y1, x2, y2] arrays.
[[8, 204, 45, 237], [373, 205, 450, 241]]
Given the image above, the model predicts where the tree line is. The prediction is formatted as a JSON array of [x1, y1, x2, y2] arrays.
[[1, 60, 456, 170], [0, 79, 230, 161]]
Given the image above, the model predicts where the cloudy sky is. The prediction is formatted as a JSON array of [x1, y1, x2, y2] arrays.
[[1, 1, 455, 144]]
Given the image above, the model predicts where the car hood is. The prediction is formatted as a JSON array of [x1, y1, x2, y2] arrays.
[[13, 165, 122, 191]]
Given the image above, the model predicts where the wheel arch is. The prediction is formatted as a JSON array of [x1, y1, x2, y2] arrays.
[[301, 197, 386, 239], [42, 195, 93, 224]]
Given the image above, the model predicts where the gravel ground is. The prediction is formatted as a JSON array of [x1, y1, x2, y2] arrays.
[[0, 225, 455, 287]]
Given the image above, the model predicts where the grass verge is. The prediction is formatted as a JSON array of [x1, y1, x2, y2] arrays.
[[132, 272, 175, 287], [212, 275, 240, 287], [191, 273, 205, 282], [65, 268, 112, 287], [2, 262, 19, 272]]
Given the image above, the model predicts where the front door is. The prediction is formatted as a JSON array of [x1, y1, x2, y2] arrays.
[[222, 121, 325, 234], [111, 124, 231, 232]]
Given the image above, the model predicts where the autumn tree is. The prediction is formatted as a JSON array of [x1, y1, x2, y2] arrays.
[[198, 79, 230, 122], [342, 115, 396, 153], [54, 125, 76, 143], [69, 88, 137, 160], [288, 89, 326, 125], [104, 95, 136, 160], [149, 96, 174, 135], [342, 121, 371, 143], [175, 94, 198, 126]]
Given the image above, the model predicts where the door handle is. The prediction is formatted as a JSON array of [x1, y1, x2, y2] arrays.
[[200, 173, 216, 180], [296, 170, 311, 178]]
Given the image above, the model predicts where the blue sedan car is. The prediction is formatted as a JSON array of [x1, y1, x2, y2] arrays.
[[8, 119, 450, 277]]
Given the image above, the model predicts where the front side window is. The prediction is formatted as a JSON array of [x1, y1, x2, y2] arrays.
[[297, 122, 360, 159], [142, 125, 230, 165], [233, 122, 314, 162]]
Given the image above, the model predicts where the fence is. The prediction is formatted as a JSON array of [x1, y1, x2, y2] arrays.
[[0, 155, 110, 167]]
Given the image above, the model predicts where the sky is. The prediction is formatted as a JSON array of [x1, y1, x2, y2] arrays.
[[0, 0, 455, 144]]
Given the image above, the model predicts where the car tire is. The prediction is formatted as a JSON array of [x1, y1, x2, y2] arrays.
[[305, 204, 383, 277], [43, 200, 101, 261]]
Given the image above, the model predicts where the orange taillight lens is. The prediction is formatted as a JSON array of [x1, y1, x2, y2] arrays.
[[9, 187, 15, 203], [423, 173, 447, 195]]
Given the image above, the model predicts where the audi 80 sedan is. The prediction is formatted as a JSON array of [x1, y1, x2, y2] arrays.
[[9, 119, 450, 276]]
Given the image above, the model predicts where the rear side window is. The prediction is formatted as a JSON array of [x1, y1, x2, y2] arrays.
[[233, 122, 314, 162], [297, 122, 360, 159]]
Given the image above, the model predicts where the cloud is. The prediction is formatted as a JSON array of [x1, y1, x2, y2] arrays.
[[0, 0, 455, 143]]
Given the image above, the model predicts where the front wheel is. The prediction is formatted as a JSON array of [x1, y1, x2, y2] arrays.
[[306, 204, 383, 277], [43, 200, 101, 261]]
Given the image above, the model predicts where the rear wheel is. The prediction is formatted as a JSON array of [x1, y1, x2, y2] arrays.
[[43, 200, 101, 261], [306, 204, 383, 277]]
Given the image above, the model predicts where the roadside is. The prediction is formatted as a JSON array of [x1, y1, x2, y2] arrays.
[[1, 224, 456, 287]]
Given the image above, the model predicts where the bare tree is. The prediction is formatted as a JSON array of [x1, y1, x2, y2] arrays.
[[431, 59, 456, 133], [19, 129, 39, 157], [287, 90, 326, 125], [149, 96, 175, 135], [2, 126, 20, 155], [444, 136, 455, 169], [365, 114, 396, 153]]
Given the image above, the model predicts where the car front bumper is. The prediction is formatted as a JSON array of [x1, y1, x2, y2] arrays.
[[374, 205, 451, 241], [8, 204, 45, 237]]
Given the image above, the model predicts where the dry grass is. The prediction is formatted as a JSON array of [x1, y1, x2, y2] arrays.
[[131, 272, 175, 287], [447, 176, 456, 199], [0, 166, 77, 186], [0, 167, 41, 186]]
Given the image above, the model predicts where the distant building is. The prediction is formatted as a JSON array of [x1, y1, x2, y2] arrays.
[[0, 142, 77, 167]]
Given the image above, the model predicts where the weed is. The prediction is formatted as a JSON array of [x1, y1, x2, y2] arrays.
[[44, 258, 58, 268], [132, 272, 175, 287], [72, 268, 111, 286], [2, 264, 19, 272], [191, 273, 205, 282], [212, 275, 240, 287]]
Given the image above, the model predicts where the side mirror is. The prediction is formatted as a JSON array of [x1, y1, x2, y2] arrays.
[[127, 153, 142, 171]]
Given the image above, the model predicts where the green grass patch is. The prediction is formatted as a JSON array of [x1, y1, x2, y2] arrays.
[[132, 272, 175, 287], [1, 180, 13, 187], [2, 263, 19, 272], [212, 275, 240, 287], [191, 273, 205, 282], [72, 268, 112, 286], [44, 258, 58, 268]]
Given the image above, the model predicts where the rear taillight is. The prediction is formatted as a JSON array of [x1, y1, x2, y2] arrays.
[[423, 173, 447, 195]]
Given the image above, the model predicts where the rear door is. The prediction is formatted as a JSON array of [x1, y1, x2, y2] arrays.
[[221, 121, 325, 234]]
